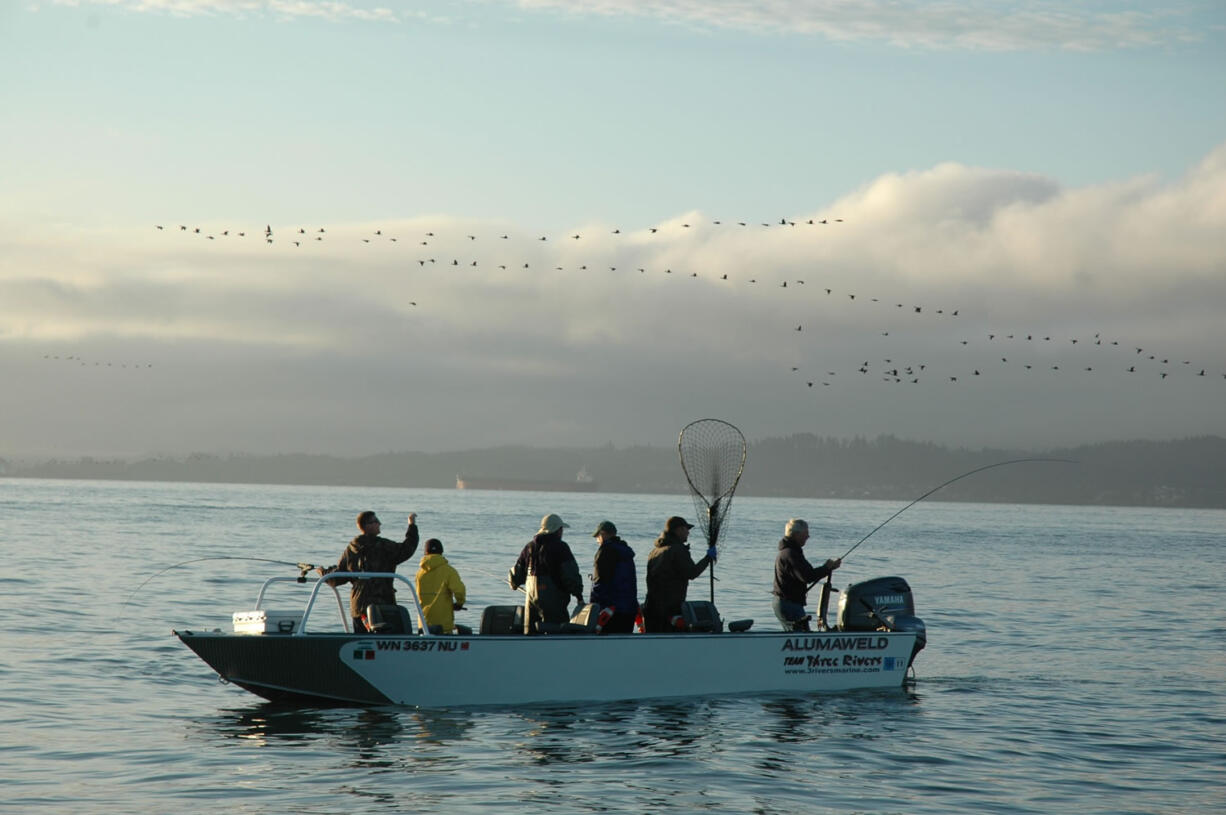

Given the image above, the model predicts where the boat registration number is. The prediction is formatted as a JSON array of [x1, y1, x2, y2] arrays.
[[373, 639, 467, 652]]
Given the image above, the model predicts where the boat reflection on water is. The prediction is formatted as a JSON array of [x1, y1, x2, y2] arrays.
[[197, 688, 919, 754], [408, 709, 477, 745], [207, 704, 341, 746], [191, 690, 922, 781], [759, 687, 921, 744], [201, 704, 474, 752], [506, 697, 733, 766]]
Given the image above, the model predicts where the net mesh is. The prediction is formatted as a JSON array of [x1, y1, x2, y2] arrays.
[[677, 419, 747, 550]]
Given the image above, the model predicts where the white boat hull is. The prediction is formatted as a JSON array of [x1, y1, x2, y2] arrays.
[[175, 628, 919, 707]]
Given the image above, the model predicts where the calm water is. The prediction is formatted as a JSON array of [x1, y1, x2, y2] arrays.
[[2, 478, 1223, 814]]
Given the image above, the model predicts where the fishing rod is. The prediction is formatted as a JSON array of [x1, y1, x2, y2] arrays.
[[805, 457, 1076, 590], [120, 556, 316, 614], [838, 457, 1076, 562], [802, 457, 1075, 631]]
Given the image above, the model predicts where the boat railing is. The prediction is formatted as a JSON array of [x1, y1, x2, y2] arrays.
[[290, 571, 430, 637], [248, 575, 351, 632]]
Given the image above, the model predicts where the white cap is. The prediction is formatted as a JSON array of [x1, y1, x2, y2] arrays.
[[538, 513, 568, 534]]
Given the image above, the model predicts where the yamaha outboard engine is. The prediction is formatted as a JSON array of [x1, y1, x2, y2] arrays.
[[837, 576, 926, 668]]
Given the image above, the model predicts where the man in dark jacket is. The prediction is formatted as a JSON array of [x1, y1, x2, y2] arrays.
[[772, 518, 841, 631], [508, 513, 584, 634], [588, 520, 638, 634], [318, 510, 420, 632], [643, 516, 716, 633]]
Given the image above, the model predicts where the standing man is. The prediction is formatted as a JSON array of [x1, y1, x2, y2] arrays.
[[318, 511, 420, 633], [642, 516, 716, 633], [508, 513, 584, 634], [772, 518, 841, 631], [588, 520, 638, 634], [416, 538, 467, 634]]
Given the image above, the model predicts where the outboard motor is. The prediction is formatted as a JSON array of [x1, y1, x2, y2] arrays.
[[837, 576, 927, 668]]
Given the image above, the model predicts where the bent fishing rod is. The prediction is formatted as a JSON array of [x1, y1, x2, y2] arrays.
[[806, 457, 1076, 592], [801, 457, 1075, 629], [840, 457, 1075, 562]]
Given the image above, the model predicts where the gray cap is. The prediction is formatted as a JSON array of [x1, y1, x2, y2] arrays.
[[592, 520, 617, 537]]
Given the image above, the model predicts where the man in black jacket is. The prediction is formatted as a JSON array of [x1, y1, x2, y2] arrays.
[[589, 520, 638, 634], [772, 518, 841, 631]]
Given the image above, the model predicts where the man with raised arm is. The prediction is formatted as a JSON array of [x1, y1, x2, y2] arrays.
[[318, 511, 420, 633]]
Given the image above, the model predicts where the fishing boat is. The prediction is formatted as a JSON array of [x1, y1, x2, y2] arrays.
[[174, 571, 926, 708]]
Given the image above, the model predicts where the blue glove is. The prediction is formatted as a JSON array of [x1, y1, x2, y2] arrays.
[[706, 545, 718, 561]]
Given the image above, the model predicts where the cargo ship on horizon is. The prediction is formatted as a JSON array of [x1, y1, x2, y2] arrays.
[[455, 467, 597, 493]]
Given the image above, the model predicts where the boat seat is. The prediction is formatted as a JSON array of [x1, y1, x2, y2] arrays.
[[366, 604, 413, 635], [567, 603, 603, 632], [680, 601, 724, 633], [479, 605, 524, 635]]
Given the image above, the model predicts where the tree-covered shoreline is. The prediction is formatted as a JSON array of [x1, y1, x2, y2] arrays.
[[3, 435, 1223, 509]]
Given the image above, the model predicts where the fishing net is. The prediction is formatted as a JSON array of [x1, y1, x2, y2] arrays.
[[677, 418, 747, 553]]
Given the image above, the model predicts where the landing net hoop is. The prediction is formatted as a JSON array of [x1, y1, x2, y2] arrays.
[[677, 418, 747, 603]]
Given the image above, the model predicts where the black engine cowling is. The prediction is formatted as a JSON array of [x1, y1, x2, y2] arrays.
[[837, 576, 926, 667]]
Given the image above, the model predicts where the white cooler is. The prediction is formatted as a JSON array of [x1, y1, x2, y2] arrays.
[[232, 609, 302, 634]]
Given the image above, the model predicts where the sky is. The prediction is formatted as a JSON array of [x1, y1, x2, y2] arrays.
[[1, 0, 1224, 460]]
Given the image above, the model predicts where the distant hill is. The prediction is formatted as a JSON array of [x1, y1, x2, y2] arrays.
[[3, 435, 1224, 508]]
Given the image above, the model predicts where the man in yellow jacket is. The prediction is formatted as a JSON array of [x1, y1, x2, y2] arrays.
[[415, 538, 467, 633]]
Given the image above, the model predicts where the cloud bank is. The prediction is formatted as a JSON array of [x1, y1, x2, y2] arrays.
[[2, 143, 1224, 457]]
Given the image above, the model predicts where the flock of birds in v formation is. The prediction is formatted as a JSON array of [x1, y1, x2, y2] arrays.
[[50, 220, 1220, 388]]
